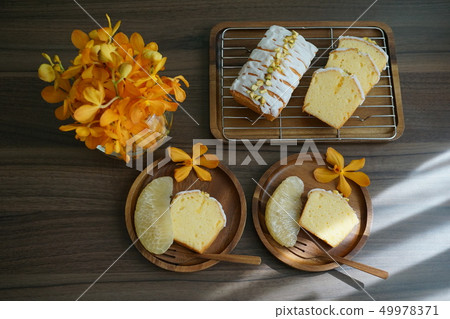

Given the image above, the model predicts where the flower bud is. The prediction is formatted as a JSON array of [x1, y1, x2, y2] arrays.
[[119, 63, 133, 78], [143, 49, 162, 62], [38, 63, 56, 82]]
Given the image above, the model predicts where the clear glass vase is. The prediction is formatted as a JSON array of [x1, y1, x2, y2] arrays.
[[97, 111, 173, 161]]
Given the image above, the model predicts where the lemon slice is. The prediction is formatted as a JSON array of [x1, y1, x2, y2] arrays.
[[265, 176, 304, 247], [134, 176, 174, 254]]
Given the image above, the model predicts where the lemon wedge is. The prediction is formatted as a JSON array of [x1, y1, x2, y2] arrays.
[[134, 176, 174, 254], [265, 176, 304, 247]]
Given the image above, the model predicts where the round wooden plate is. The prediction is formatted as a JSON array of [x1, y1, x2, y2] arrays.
[[252, 153, 373, 272], [125, 159, 246, 272]]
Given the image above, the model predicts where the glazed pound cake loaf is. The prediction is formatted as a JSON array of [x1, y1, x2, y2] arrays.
[[302, 68, 365, 129], [230, 25, 318, 121]]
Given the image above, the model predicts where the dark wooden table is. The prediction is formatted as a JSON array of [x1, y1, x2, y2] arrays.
[[1, 0, 449, 301]]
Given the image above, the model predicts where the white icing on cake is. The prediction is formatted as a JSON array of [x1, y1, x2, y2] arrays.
[[314, 67, 346, 75], [173, 190, 227, 226], [230, 25, 318, 117], [307, 188, 333, 197], [308, 188, 346, 200], [350, 74, 365, 101]]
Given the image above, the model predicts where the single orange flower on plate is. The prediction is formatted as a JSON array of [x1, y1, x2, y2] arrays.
[[313, 147, 370, 197], [168, 143, 219, 182]]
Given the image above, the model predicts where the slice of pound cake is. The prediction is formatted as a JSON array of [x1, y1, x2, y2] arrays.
[[302, 68, 365, 129], [326, 48, 380, 95], [299, 189, 359, 247], [338, 36, 388, 72], [230, 25, 317, 121], [170, 190, 226, 253]]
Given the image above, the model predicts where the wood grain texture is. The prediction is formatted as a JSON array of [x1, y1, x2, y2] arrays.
[[1, 0, 450, 301]]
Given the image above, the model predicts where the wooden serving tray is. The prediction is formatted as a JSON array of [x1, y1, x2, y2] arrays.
[[252, 153, 373, 271], [125, 160, 247, 272], [209, 21, 404, 142]]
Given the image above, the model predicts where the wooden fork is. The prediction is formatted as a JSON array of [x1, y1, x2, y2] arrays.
[[290, 238, 389, 279], [156, 247, 262, 265]]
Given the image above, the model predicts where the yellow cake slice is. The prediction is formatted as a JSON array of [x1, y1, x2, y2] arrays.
[[299, 189, 359, 247], [326, 48, 380, 95], [338, 36, 388, 72], [170, 190, 226, 253], [302, 68, 365, 129]]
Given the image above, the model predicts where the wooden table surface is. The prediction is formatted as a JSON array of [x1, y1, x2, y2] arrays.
[[1, 0, 449, 301]]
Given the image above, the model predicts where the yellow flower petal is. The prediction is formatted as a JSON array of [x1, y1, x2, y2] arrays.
[[168, 147, 191, 162], [313, 167, 339, 183], [344, 158, 366, 172], [106, 14, 112, 29], [76, 126, 91, 137], [41, 86, 67, 103], [174, 165, 192, 182], [38, 64, 56, 82], [199, 154, 219, 169], [174, 75, 189, 88], [81, 65, 94, 79], [98, 43, 116, 63], [113, 32, 129, 45], [100, 109, 120, 126], [152, 57, 167, 75], [74, 104, 100, 123], [192, 143, 208, 162], [89, 29, 99, 40], [83, 86, 104, 106], [326, 147, 344, 169], [130, 32, 144, 53], [61, 65, 82, 79], [59, 124, 79, 132], [97, 27, 112, 42], [112, 20, 121, 35], [59, 79, 71, 93], [85, 135, 102, 150], [114, 140, 121, 153], [337, 174, 352, 198], [344, 171, 371, 187], [105, 141, 114, 155], [193, 165, 212, 182], [145, 42, 158, 51], [149, 99, 171, 115], [90, 127, 104, 137], [54, 100, 70, 120], [71, 29, 90, 49], [173, 83, 186, 102]]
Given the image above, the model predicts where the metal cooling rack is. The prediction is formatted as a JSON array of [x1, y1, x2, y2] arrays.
[[217, 26, 399, 142]]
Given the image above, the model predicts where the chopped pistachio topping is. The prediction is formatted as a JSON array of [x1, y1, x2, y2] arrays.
[[247, 30, 298, 106]]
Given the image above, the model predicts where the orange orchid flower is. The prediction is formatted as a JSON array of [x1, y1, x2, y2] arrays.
[[38, 14, 189, 162], [168, 143, 219, 182], [314, 147, 370, 197]]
